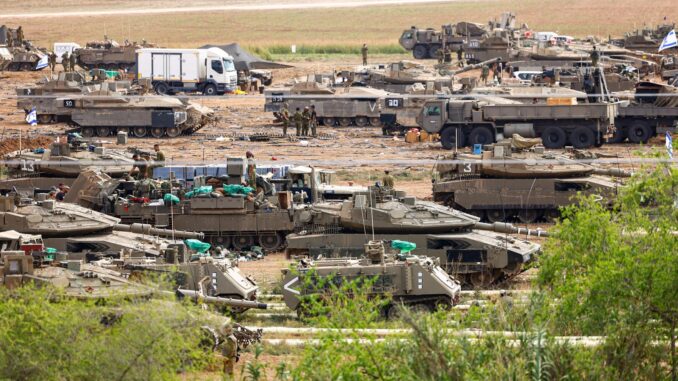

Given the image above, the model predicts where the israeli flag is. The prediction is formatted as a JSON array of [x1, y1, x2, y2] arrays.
[[35, 54, 49, 70], [659, 29, 677, 52], [25, 107, 37, 126], [667, 132, 673, 160]]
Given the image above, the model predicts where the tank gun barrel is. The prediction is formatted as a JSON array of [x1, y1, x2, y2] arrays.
[[592, 168, 632, 177], [474, 222, 550, 237], [451, 58, 502, 75], [176, 289, 268, 310], [114, 223, 204, 239]]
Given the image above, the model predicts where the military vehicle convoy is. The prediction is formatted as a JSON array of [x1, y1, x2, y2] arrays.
[[287, 187, 543, 287], [75, 37, 154, 71], [416, 96, 617, 149], [281, 240, 462, 317], [432, 144, 628, 223]]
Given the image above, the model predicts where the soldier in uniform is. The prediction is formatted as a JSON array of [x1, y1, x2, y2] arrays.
[[69, 51, 77, 72], [436, 48, 444, 64], [153, 144, 165, 167], [219, 323, 238, 376], [480, 65, 489, 84], [590, 45, 600, 67], [456, 45, 465, 67], [361, 43, 368, 65], [301, 107, 311, 136], [293, 107, 302, 136], [382, 170, 395, 189], [48, 52, 57, 72], [309, 105, 318, 137], [443, 47, 452, 64], [61, 52, 70, 72], [280, 103, 290, 136], [16, 26, 24, 46], [129, 154, 149, 180], [246, 151, 256, 188]]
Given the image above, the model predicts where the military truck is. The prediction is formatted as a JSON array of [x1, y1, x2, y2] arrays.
[[75, 38, 154, 71], [287, 187, 544, 287], [281, 240, 461, 317], [610, 82, 678, 143], [416, 97, 617, 149], [431, 144, 628, 223]]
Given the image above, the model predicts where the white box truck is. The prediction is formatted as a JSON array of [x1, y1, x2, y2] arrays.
[[53, 43, 81, 63], [136, 47, 237, 95]]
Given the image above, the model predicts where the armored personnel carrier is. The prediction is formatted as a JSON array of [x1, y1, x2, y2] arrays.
[[432, 144, 628, 223], [17, 86, 216, 138], [281, 240, 461, 317], [0, 26, 48, 71], [75, 38, 154, 71], [287, 187, 543, 287], [614, 23, 675, 52]]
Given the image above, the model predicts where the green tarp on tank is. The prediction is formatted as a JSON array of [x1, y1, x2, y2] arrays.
[[223, 184, 254, 196], [185, 239, 211, 254], [185, 186, 213, 198], [163, 193, 180, 205], [391, 240, 417, 253]]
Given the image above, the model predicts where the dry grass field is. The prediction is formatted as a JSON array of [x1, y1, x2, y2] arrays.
[[2, 0, 675, 52]]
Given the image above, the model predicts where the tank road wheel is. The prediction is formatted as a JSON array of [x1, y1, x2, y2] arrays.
[[37, 114, 54, 124], [338, 117, 352, 127], [150, 127, 165, 138], [467, 126, 494, 146], [232, 235, 255, 250], [132, 127, 148, 138], [355, 116, 369, 127], [211, 235, 232, 249], [20, 62, 32, 71], [413, 45, 429, 59], [258, 232, 284, 251], [203, 84, 218, 96], [569, 126, 596, 149], [440, 127, 465, 150], [541, 126, 567, 149], [322, 117, 336, 127], [154, 82, 169, 95], [166, 127, 181, 138], [469, 270, 496, 288], [369, 117, 383, 127], [95, 126, 110, 137], [517, 209, 539, 224], [486, 209, 509, 223], [544, 209, 560, 222], [81, 127, 95, 138], [627, 123, 652, 144]]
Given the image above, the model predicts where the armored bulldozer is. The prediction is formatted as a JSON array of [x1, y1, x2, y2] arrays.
[[264, 81, 386, 128], [287, 187, 543, 287], [17, 86, 216, 138], [75, 38, 154, 71], [281, 240, 461, 318], [432, 143, 628, 223]]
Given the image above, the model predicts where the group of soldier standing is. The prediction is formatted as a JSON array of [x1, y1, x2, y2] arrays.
[[278, 104, 318, 138], [47, 51, 78, 72]]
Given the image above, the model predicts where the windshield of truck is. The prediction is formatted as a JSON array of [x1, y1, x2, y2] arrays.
[[211, 59, 223, 74], [401, 31, 413, 40], [223, 59, 235, 72], [425, 105, 441, 116]]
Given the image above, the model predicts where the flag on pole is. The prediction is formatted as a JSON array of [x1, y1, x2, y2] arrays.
[[659, 29, 677, 52], [25, 107, 37, 126], [667, 132, 673, 160]]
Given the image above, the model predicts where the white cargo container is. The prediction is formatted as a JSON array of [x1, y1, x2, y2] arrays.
[[53, 43, 81, 63], [136, 47, 237, 95]]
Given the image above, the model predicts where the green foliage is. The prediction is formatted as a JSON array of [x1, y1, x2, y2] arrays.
[[0, 285, 220, 381]]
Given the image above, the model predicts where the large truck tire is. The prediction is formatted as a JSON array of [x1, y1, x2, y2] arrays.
[[413, 45, 429, 59], [467, 126, 494, 146], [569, 126, 596, 148], [440, 127, 465, 150], [541, 126, 567, 149], [627, 123, 652, 144]]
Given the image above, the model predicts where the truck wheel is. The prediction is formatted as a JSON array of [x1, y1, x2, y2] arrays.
[[541, 126, 567, 148], [413, 45, 428, 59], [440, 127, 465, 150], [569, 126, 596, 148], [627, 123, 652, 144], [428, 45, 441, 60], [203, 84, 218, 96], [355, 116, 369, 127], [154, 83, 169, 95], [468, 126, 494, 146], [607, 128, 627, 144], [322, 117, 336, 126]]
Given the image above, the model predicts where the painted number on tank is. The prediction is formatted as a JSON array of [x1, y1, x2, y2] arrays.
[[386, 98, 402, 108], [418, 272, 423, 289], [463, 162, 472, 172], [468, 40, 479, 48], [63, 99, 75, 108], [21, 160, 34, 172], [271, 94, 284, 103]]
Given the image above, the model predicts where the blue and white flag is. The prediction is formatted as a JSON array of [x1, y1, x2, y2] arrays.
[[667, 131, 673, 159], [659, 29, 677, 52], [25, 107, 37, 126], [35, 54, 48, 70]]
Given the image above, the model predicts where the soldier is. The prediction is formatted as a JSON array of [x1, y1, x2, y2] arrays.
[[69, 51, 77, 72], [456, 45, 465, 67], [61, 52, 70, 72], [280, 103, 290, 136], [246, 151, 256, 188], [436, 48, 444, 64], [590, 45, 600, 67], [129, 154, 149, 180], [16, 26, 24, 46], [219, 323, 238, 376], [48, 52, 57, 72], [480, 65, 489, 84], [301, 107, 311, 137], [293, 107, 302, 136], [382, 170, 395, 189], [361, 43, 368, 65], [153, 144, 165, 167], [443, 47, 452, 64], [310, 105, 318, 137]]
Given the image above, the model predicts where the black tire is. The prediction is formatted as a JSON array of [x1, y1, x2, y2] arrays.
[[413, 45, 428, 59], [627, 123, 652, 144], [428, 45, 441, 60], [154, 82, 169, 95], [541, 126, 567, 149], [203, 84, 218, 96], [467, 126, 494, 146], [607, 128, 627, 144], [569, 126, 596, 148], [440, 127, 465, 150]]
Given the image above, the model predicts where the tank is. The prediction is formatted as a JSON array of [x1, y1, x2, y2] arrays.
[[432, 143, 628, 223], [286, 187, 543, 287], [16, 86, 216, 138], [0, 26, 47, 71], [281, 240, 461, 318], [615, 24, 675, 52], [75, 38, 154, 71]]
